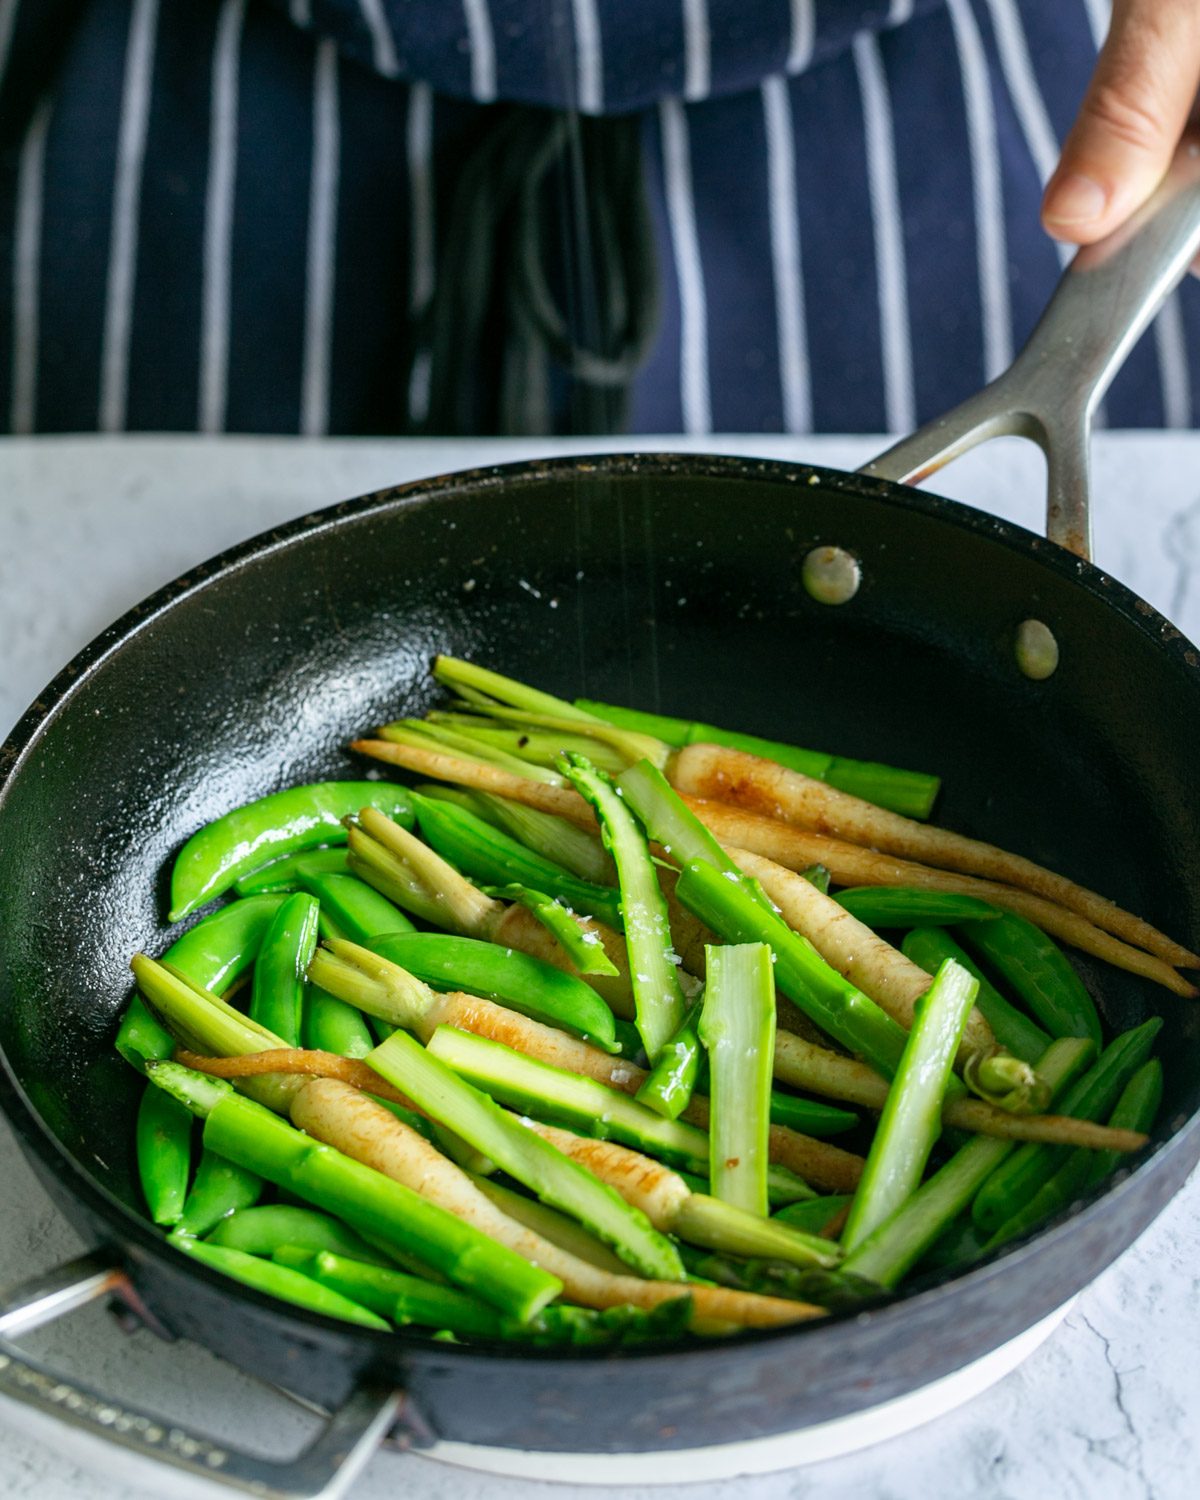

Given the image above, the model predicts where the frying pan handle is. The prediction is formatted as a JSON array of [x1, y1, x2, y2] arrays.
[[0, 1253, 404, 1499], [862, 138, 1200, 560]]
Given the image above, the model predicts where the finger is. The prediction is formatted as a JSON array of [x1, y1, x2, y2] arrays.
[[1043, 0, 1200, 244]]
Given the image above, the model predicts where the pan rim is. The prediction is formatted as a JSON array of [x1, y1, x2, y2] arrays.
[[1, 449, 1197, 1374]]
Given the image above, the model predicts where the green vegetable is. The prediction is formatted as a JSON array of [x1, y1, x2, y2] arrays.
[[699, 944, 776, 1217], [767, 1093, 858, 1138], [842, 959, 979, 1253], [206, 1204, 392, 1266], [169, 781, 416, 922], [835, 888, 1000, 927], [368, 931, 618, 1051], [901, 927, 1051, 1064], [773, 1195, 852, 1235], [172, 1238, 389, 1329], [483, 882, 619, 977], [635, 999, 705, 1119], [175, 1150, 262, 1237], [841, 1036, 1093, 1286], [300, 870, 415, 944], [302, 986, 375, 1059], [971, 1018, 1162, 1235], [147, 1060, 562, 1322], [574, 699, 940, 818], [367, 1028, 685, 1282], [234, 848, 351, 896], [274, 1247, 504, 1336], [136, 1083, 192, 1226], [561, 756, 687, 1063], [411, 791, 624, 930], [958, 913, 1103, 1051], [249, 892, 320, 1048]]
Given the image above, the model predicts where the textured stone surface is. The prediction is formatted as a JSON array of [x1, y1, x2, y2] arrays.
[[1, 434, 1196, 1500]]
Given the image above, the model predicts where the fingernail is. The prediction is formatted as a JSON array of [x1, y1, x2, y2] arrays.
[[1044, 173, 1109, 227]]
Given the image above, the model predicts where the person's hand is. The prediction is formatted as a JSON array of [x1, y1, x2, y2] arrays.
[[1043, 0, 1200, 244]]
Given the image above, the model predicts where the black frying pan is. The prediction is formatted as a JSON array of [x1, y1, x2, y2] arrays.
[[2, 153, 1200, 1500]]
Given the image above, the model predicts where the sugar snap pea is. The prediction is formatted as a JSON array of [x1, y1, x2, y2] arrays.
[[137, 1084, 192, 1226], [234, 848, 351, 896], [958, 912, 1102, 1050], [970, 1017, 1162, 1234], [901, 927, 1051, 1064], [206, 1204, 393, 1265], [369, 931, 618, 1052], [175, 1149, 262, 1237], [172, 1237, 390, 1329], [836, 888, 1000, 927], [302, 870, 415, 944], [303, 985, 375, 1059], [169, 781, 415, 922], [249, 892, 320, 1047]]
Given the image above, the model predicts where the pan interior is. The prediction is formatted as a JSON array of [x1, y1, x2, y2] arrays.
[[1, 457, 1197, 1243]]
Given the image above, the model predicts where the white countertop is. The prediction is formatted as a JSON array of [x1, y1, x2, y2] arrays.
[[1, 433, 1197, 1500]]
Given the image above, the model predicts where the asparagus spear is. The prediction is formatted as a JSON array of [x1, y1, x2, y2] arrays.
[[700, 943, 776, 1218], [146, 1060, 561, 1321], [841, 959, 979, 1254]]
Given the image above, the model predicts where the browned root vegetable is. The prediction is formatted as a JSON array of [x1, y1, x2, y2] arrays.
[[672, 743, 1199, 972], [772, 1033, 1147, 1152], [175, 1046, 416, 1109], [727, 845, 996, 1063], [690, 800, 1197, 998], [290, 1077, 821, 1328]]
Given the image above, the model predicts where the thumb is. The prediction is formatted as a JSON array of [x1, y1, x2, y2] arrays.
[[1043, 0, 1200, 244]]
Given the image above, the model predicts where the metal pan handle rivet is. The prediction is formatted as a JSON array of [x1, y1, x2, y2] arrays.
[[802, 546, 861, 605], [1015, 619, 1059, 680]]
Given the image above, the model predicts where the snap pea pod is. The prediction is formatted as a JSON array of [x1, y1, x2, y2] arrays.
[[573, 700, 941, 819], [841, 1036, 1093, 1287], [901, 927, 1051, 1064], [169, 781, 416, 922], [172, 1237, 389, 1330], [773, 1195, 853, 1235], [835, 888, 1000, 927], [841, 959, 979, 1253], [970, 1018, 1162, 1235], [767, 1093, 858, 1139], [249, 892, 321, 1047], [136, 1084, 192, 1226], [984, 1059, 1162, 1252], [411, 791, 625, 932], [149, 1061, 562, 1321], [368, 931, 618, 1052], [175, 1150, 262, 1237], [562, 756, 687, 1064], [234, 848, 351, 896], [958, 912, 1103, 1050], [303, 985, 375, 1059], [206, 1204, 392, 1266], [635, 999, 705, 1119], [302, 870, 416, 944], [116, 894, 286, 1069], [483, 882, 619, 977]]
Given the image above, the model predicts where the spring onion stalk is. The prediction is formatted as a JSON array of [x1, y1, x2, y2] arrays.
[[366, 1028, 685, 1281], [172, 1238, 390, 1329], [411, 792, 625, 931], [901, 927, 1051, 1064], [467, 790, 612, 882], [424, 1024, 817, 1205], [147, 1059, 562, 1321], [560, 756, 687, 1064], [116, 895, 287, 1070], [842, 960, 979, 1254], [433, 700, 669, 771], [434, 655, 599, 722], [699, 944, 776, 1217], [380, 719, 566, 784], [482, 883, 619, 977], [970, 1018, 1163, 1235], [574, 698, 942, 819], [521, 1116, 839, 1270], [349, 808, 499, 931], [635, 998, 705, 1119], [840, 1037, 1097, 1285], [427, 715, 632, 777]]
